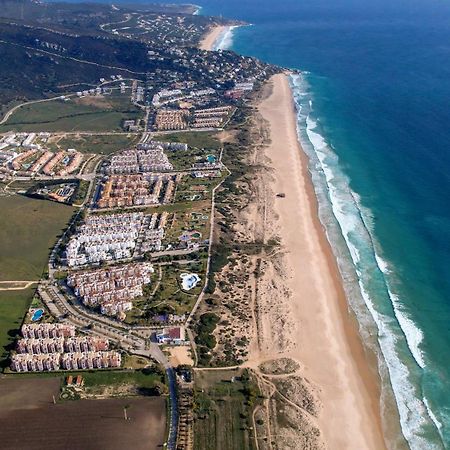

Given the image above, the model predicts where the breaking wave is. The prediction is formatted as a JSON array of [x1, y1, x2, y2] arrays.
[[289, 72, 444, 449], [213, 25, 240, 51]]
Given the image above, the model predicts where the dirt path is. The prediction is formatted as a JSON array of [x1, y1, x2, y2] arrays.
[[0, 281, 38, 291]]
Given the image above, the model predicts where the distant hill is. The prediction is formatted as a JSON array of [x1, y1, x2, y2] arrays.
[[0, 0, 271, 117], [0, 0, 221, 37], [0, 18, 149, 109]]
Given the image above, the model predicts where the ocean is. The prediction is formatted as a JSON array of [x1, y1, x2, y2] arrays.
[[197, 1, 450, 448]]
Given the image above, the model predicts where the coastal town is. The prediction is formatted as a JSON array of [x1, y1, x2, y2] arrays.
[[0, 1, 393, 450], [0, 0, 289, 446]]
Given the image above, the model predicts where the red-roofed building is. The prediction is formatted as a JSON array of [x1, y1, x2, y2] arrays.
[[156, 327, 185, 345]]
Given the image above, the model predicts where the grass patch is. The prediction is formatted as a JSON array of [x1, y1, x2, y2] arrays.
[[155, 131, 221, 150], [194, 368, 260, 450], [0, 194, 75, 281], [175, 176, 221, 203], [0, 287, 35, 370], [0, 94, 142, 132], [123, 355, 151, 370], [72, 180, 90, 205], [164, 202, 211, 247], [47, 133, 140, 155], [81, 367, 165, 390], [143, 263, 205, 318], [195, 313, 219, 366]]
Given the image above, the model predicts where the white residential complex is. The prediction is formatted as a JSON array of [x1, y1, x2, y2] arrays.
[[109, 142, 173, 174], [66, 212, 165, 267]]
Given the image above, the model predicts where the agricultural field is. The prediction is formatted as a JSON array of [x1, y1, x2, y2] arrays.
[[0, 377, 166, 450], [0, 93, 142, 132], [0, 194, 74, 281], [0, 287, 35, 370], [194, 369, 261, 450], [47, 133, 141, 155]]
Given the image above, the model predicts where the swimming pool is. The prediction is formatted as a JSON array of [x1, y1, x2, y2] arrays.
[[31, 308, 44, 321], [180, 273, 200, 291]]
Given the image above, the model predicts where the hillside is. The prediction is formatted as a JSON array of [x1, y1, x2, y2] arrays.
[[0, 1, 273, 116]]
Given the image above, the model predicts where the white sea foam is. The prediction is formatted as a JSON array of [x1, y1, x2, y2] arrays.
[[425, 396, 444, 435], [374, 252, 390, 274], [213, 25, 240, 51], [358, 284, 433, 449], [289, 73, 443, 449], [375, 256, 426, 369], [354, 195, 427, 369]]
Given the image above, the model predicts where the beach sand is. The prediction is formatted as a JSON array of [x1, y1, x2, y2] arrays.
[[255, 73, 387, 449], [199, 25, 227, 51]]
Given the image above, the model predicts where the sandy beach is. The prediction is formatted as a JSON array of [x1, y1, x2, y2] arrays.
[[255, 73, 386, 449], [198, 21, 387, 448], [199, 25, 227, 51]]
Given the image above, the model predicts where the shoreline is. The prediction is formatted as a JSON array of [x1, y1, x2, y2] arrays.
[[257, 73, 387, 448], [199, 25, 228, 51]]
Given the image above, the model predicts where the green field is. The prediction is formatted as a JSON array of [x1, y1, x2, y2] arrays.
[[0, 288, 35, 369], [48, 133, 140, 155], [0, 194, 74, 281], [140, 262, 205, 319], [154, 131, 222, 170], [194, 369, 260, 450], [82, 368, 163, 386], [0, 94, 142, 132], [155, 131, 221, 150]]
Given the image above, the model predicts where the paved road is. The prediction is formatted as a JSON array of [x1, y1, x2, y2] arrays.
[[166, 367, 179, 450]]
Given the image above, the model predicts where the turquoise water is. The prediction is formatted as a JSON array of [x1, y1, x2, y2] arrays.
[[198, 1, 450, 448], [31, 309, 44, 321]]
